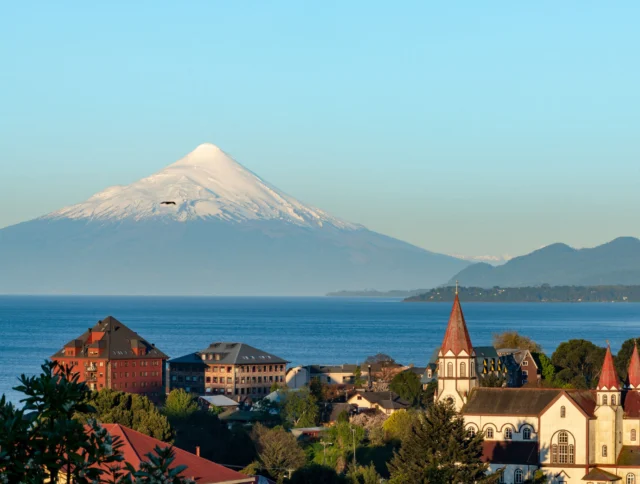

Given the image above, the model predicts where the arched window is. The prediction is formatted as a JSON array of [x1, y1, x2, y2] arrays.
[[467, 426, 476, 438], [602, 445, 608, 457], [505, 427, 513, 440], [632, 429, 637, 442], [447, 362, 453, 377], [560, 405, 566, 418], [612, 395, 617, 405], [514, 469, 524, 484], [460, 362, 466, 378], [523, 427, 531, 440], [498, 469, 505, 483], [627, 473, 635, 484], [486, 427, 494, 439], [552, 431, 575, 464], [603, 395, 608, 405]]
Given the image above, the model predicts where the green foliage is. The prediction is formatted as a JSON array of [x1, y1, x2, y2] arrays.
[[290, 464, 347, 484], [348, 462, 382, 484], [351, 412, 387, 447], [390, 370, 423, 407], [250, 423, 306, 483], [208, 404, 224, 416], [354, 366, 365, 387], [615, 337, 640, 381], [479, 372, 506, 388], [387, 402, 497, 484], [164, 389, 198, 419], [524, 470, 547, 484], [536, 352, 558, 386], [382, 409, 415, 444], [309, 377, 325, 401], [122, 445, 195, 484], [328, 422, 366, 452], [364, 353, 396, 365], [270, 381, 281, 392], [421, 380, 437, 407], [492, 331, 541, 352], [282, 388, 319, 428], [85, 388, 173, 442], [551, 339, 606, 389], [337, 409, 350, 423]]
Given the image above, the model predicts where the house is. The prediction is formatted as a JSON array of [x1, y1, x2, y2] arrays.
[[198, 395, 241, 411], [348, 390, 409, 415], [435, 291, 640, 483], [168, 343, 288, 401], [309, 364, 359, 385], [497, 348, 542, 386], [97, 424, 254, 483], [51, 316, 168, 400]]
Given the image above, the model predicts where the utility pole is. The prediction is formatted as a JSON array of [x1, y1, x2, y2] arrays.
[[351, 426, 357, 469], [320, 440, 333, 465]]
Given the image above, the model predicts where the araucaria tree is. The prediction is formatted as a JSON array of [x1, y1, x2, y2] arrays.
[[388, 402, 496, 484]]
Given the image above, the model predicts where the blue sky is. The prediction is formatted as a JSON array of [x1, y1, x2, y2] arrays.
[[1, 1, 639, 257]]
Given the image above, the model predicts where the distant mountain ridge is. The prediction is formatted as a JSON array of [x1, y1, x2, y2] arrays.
[[449, 237, 640, 288], [0, 144, 470, 295]]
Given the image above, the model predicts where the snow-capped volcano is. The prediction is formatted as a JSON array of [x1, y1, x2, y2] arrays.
[[0, 143, 471, 295], [47, 143, 357, 229]]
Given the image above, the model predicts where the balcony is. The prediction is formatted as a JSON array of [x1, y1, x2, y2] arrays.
[[85, 364, 97, 372]]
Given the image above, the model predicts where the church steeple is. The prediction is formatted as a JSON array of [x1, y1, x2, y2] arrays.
[[440, 294, 474, 356], [628, 343, 640, 389], [597, 344, 621, 407]]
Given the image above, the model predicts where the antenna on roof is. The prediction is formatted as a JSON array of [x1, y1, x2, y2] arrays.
[[455, 280, 459, 295]]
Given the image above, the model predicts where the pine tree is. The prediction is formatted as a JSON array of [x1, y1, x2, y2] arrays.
[[388, 402, 497, 484]]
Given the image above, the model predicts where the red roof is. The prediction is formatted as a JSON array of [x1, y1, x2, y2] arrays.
[[102, 424, 253, 483], [597, 345, 620, 390], [480, 441, 538, 465], [629, 344, 640, 388], [440, 295, 473, 356]]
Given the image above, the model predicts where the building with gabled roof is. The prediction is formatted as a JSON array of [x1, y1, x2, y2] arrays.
[[432, 294, 640, 483], [347, 390, 409, 415], [169, 343, 288, 401], [51, 316, 168, 399]]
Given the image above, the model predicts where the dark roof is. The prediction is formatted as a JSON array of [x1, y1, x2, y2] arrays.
[[582, 468, 620, 481], [52, 316, 168, 360], [353, 391, 409, 410], [566, 390, 597, 417], [475, 346, 499, 358], [617, 446, 640, 466], [170, 342, 288, 365], [403, 366, 427, 376], [463, 388, 561, 415], [481, 441, 538, 465], [309, 364, 358, 374], [624, 391, 640, 418], [328, 403, 357, 422]]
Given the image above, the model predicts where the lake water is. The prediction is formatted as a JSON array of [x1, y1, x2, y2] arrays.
[[2, 296, 640, 404]]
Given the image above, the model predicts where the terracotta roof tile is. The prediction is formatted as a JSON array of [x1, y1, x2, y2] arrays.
[[440, 295, 473, 356]]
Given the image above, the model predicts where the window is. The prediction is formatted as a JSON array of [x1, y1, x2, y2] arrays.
[[460, 362, 466, 378], [504, 427, 512, 440], [561, 406, 566, 418], [447, 362, 453, 377], [522, 370, 528, 377], [602, 445, 608, 457], [627, 474, 636, 484], [522, 360, 529, 366], [514, 469, 524, 484], [523, 427, 531, 440], [552, 432, 575, 464], [632, 429, 637, 442], [467, 427, 476, 437], [486, 428, 494, 439], [603, 395, 608, 405], [498, 470, 505, 483]]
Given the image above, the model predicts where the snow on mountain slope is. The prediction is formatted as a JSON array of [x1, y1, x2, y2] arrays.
[[46, 143, 359, 229]]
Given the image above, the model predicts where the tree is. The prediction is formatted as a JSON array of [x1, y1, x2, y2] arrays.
[[351, 412, 387, 447], [492, 331, 541, 352], [535, 352, 557, 386], [309, 377, 325, 401], [551, 339, 606, 389], [250, 424, 306, 483], [382, 409, 416, 444], [387, 402, 497, 484], [164, 389, 198, 419], [615, 337, 640, 382], [354, 366, 366, 387], [85, 389, 173, 442], [348, 463, 382, 484], [478, 372, 506, 388], [282, 388, 319, 428], [122, 446, 196, 484], [290, 464, 347, 484], [364, 354, 396, 365], [390, 371, 422, 407]]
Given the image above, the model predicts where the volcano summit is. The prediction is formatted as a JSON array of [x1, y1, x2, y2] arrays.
[[0, 144, 469, 295]]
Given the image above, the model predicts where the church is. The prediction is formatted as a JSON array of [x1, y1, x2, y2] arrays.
[[435, 294, 640, 484]]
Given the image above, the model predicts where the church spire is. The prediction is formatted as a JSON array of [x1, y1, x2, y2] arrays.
[[597, 344, 620, 390], [628, 343, 640, 389], [440, 293, 473, 356]]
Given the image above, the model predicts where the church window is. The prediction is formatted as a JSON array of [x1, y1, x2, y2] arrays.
[[460, 362, 466, 378], [552, 431, 574, 464], [447, 362, 453, 377], [471, 364, 475, 377], [612, 395, 617, 405], [569, 445, 574, 464], [560, 405, 566, 418], [498, 469, 505, 483], [504, 427, 512, 440], [523, 427, 531, 440], [627, 474, 635, 484], [514, 469, 524, 484], [603, 395, 608, 405], [486, 427, 494, 439], [467, 427, 475, 437], [602, 445, 608, 457], [632, 429, 637, 442], [551, 444, 558, 463]]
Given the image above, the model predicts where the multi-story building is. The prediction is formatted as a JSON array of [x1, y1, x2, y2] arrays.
[[168, 342, 288, 401], [51, 316, 168, 399]]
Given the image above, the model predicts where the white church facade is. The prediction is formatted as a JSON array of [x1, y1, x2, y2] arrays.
[[435, 294, 640, 484]]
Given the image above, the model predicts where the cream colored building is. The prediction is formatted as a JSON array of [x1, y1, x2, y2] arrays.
[[435, 294, 640, 484]]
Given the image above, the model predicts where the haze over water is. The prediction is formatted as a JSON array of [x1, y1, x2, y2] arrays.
[[2, 296, 640, 403]]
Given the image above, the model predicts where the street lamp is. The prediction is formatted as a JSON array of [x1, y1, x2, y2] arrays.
[[351, 426, 357, 468]]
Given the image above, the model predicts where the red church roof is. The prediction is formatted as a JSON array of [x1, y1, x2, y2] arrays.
[[628, 344, 640, 388], [101, 424, 254, 483], [440, 294, 473, 356], [597, 345, 620, 391]]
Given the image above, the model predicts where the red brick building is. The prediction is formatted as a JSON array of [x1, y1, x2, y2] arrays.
[[51, 316, 168, 399]]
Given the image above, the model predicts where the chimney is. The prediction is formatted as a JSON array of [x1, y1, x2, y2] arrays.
[[367, 364, 372, 390], [195, 446, 200, 457]]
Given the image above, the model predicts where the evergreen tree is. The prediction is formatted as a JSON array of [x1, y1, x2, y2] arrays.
[[164, 389, 198, 419], [289, 464, 347, 484], [390, 371, 423, 407], [250, 423, 306, 483], [387, 402, 496, 484]]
